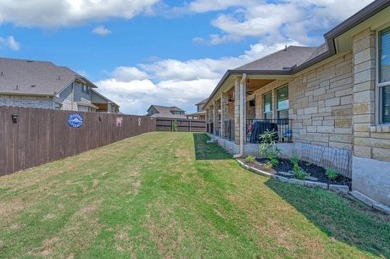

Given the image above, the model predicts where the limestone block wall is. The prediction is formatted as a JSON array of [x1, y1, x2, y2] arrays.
[[289, 54, 354, 151], [0, 95, 53, 109], [352, 29, 390, 162]]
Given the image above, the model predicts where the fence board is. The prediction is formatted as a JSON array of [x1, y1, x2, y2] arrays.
[[0, 107, 156, 176], [155, 118, 206, 132]]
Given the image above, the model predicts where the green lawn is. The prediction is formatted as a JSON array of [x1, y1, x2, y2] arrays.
[[0, 132, 389, 258]]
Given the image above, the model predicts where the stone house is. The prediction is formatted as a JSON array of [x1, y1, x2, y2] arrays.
[[203, 0, 390, 206], [0, 57, 119, 113]]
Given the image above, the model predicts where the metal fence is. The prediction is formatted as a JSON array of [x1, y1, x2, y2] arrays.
[[246, 119, 293, 143], [156, 118, 206, 132], [0, 106, 156, 176], [223, 119, 235, 141]]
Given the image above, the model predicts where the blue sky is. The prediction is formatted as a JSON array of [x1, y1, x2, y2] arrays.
[[0, 0, 374, 114]]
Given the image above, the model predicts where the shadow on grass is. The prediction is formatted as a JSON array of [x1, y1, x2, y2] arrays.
[[193, 133, 232, 160], [265, 178, 390, 258]]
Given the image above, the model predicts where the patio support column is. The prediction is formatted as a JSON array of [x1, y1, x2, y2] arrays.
[[220, 92, 228, 139], [234, 78, 240, 144], [212, 103, 217, 136], [205, 107, 209, 133]]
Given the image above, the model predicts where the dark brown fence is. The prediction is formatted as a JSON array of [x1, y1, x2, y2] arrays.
[[156, 118, 206, 132], [0, 106, 156, 176]]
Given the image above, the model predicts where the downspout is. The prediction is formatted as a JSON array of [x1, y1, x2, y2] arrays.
[[233, 73, 246, 158]]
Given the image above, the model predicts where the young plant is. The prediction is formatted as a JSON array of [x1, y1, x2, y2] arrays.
[[172, 120, 178, 132], [263, 162, 273, 170], [326, 168, 339, 181], [293, 164, 307, 180], [246, 155, 256, 163], [290, 154, 306, 180], [290, 154, 299, 166], [259, 130, 280, 166]]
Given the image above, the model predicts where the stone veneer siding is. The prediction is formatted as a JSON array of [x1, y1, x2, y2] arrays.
[[351, 28, 390, 206], [0, 95, 53, 109], [289, 53, 354, 151]]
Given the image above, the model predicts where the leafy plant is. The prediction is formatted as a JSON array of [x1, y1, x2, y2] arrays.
[[259, 130, 280, 166], [290, 154, 299, 166], [246, 155, 256, 163], [172, 119, 178, 132], [326, 168, 339, 181], [290, 154, 306, 180], [264, 162, 273, 170], [293, 165, 307, 180]]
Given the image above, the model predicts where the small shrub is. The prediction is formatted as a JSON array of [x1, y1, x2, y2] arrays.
[[290, 154, 306, 180], [172, 120, 178, 132], [264, 162, 273, 170], [246, 155, 255, 163], [259, 130, 280, 166], [326, 168, 339, 181], [293, 165, 307, 180], [290, 154, 299, 165]]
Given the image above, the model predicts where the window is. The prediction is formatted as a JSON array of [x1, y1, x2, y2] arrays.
[[263, 92, 272, 120], [54, 102, 62, 110], [378, 27, 390, 123], [276, 85, 289, 120], [82, 84, 90, 94]]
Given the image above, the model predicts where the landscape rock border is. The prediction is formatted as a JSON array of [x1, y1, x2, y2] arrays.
[[237, 159, 349, 194], [236, 159, 390, 215]]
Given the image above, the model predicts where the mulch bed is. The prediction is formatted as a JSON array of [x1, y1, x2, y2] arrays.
[[242, 157, 351, 188]]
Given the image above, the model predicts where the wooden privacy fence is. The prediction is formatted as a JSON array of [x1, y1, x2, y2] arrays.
[[0, 106, 156, 176], [156, 118, 206, 132]]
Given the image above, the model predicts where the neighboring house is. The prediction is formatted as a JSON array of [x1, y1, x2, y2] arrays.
[[0, 57, 119, 113], [204, 0, 390, 207], [146, 105, 187, 118], [186, 98, 207, 120], [91, 89, 120, 113]]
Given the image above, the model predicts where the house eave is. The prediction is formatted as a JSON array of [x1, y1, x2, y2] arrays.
[[204, 69, 292, 108]]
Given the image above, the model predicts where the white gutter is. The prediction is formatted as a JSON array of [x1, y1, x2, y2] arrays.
[[233, 73, 246, 158]]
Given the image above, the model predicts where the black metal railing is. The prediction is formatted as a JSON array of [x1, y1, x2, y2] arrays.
[[207, 122, 214, 134], [246, 119, 293, 143], [223, 119, 235, 141]]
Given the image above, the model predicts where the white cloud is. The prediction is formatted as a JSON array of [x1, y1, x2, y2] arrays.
[[95, 40, 300, 115], [112, 66, 149, 81], [0, 36, 20, 50], [188, 0, 374, 45], [92, 25, 111, 36], [0, 0, 160, 27]]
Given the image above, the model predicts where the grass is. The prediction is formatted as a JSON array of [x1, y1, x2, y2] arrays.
[[0, 132, 389, 258]]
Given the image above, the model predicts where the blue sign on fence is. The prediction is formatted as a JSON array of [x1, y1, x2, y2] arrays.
[[67, 114, 83, 128]]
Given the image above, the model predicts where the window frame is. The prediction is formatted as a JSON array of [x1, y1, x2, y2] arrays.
[[263, 91, 272, 120], [376, 25, 390, 124], [276, 84, 289, 120], [82, 84, 90, 94]]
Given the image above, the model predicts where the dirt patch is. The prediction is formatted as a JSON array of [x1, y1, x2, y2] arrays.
[[0, 199, 24, 218], [43, 213, 56, 220], [115, 230, 132, 252], [75, 199, 103, 218]]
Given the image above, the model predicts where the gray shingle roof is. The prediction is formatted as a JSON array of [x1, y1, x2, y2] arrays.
[[0, 57, 95, 96], [235, 46, 318, 72], [147, 105, 187, 118]]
